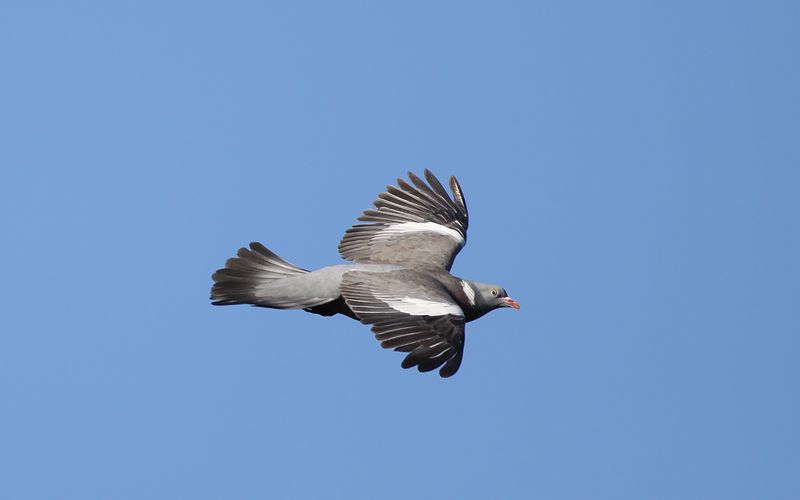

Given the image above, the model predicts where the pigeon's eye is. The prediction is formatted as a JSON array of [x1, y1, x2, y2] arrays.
[[491, 289, 498, 296]]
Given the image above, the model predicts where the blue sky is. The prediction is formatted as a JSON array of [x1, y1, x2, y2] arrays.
[[2, 1, 798, 499]]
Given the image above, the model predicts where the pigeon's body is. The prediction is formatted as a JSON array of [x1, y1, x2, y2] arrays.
[[212, 170, 518, 377]]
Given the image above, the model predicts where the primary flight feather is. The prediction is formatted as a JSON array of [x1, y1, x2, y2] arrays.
[[211, 170, 519, 377]]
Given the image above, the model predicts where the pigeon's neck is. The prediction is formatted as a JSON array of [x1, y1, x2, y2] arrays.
[[439, 276, 491, 322]]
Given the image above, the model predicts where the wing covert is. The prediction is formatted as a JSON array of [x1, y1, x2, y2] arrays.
[[340, 270, 466, 377], [338, 170, 469, 270]]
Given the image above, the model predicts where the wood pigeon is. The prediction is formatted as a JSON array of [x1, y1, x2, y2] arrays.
[[211, 170, 519, 377]]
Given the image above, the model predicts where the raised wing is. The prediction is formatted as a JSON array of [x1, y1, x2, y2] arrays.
[[338, 170, 469, 270], [340, 270, 466, 377]]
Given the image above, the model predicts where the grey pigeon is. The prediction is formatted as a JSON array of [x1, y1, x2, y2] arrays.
[[211, 170, 519, 377]]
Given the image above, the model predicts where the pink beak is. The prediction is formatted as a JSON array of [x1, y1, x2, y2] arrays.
[[503, 297, 520, 309]]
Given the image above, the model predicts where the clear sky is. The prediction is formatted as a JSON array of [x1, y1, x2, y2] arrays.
[[2, 1, 798, 499]]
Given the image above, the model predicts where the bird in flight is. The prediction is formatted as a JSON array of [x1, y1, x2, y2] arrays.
[[211, 170, 519, 377]]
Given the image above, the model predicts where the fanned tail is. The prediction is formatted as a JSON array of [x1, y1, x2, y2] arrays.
[[211, 242, 308, 306]]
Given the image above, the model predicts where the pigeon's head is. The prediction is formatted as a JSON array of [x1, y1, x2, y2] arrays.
[[467, 281, 520, 317]]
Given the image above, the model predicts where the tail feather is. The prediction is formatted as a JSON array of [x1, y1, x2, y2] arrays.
[[211, 242, 309, 306]]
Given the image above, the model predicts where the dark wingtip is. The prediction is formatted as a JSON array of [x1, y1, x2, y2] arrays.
[[438, 351, 463, 377], [407, 170, 425, 187], [423, 169, 453, 201], [449, 175, 468, 219], [400, 357, 416, 369]]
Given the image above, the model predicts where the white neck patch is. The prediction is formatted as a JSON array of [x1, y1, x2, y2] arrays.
[[461, 280, 476, 306]]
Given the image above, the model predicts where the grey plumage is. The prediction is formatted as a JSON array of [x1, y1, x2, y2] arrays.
[[339, 171, 468, 271], [211, 170, 519, 377]]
